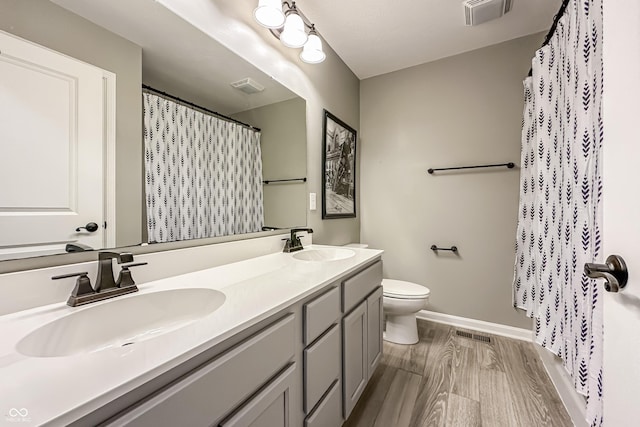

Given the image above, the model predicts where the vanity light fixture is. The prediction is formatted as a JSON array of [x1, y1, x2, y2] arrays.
[[253, 0, 326, 64], [253, 0, 285, 28], [300, 25, 326, 64]]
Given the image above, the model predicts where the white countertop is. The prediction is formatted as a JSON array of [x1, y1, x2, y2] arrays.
[[0, 245, 382, 426]]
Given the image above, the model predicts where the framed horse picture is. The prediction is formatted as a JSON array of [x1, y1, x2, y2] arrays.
[[322, 110, 357, 219]]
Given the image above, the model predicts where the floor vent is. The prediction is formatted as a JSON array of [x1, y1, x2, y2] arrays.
[[455, 330, 473, 339], [455, 330, 492, 343], [473, 334, 491, 343]]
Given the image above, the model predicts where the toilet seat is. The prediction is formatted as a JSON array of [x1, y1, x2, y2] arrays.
[[382, 279, 430, 299]]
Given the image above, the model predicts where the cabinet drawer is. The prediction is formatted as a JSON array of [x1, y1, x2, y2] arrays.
[[304, 323, 341, 413], [220, 363, 296, 427], [304, 286, 340, 345], [342, 260, 382, 313], [107, 314, 295, 427], [304, 379, 342, 427]]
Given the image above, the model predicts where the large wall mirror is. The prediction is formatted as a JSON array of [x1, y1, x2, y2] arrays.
[[0, 0, 307, 263]]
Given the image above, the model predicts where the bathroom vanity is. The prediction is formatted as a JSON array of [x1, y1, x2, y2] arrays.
[[0, 244, 383, 426]]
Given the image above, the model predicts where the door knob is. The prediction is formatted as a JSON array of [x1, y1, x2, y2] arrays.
[[76, 222, 99, 233], [584, 255, 628, 293]]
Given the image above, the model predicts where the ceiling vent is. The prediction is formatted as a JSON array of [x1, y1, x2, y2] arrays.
[[463, 0, 513, 26], [230, 78, 265, 94]]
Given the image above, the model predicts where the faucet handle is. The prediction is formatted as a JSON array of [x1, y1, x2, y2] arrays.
[[116, 262, 148, 288], [52, 271, 95, 300]]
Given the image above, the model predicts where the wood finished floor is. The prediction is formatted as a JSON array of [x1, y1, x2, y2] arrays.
[[343, 320, 572, 427]]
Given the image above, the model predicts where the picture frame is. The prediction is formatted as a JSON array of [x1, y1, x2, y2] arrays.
[[322, 109, 357, 219]]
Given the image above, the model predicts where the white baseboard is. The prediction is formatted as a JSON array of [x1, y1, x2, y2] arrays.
[[416, 310, 533, 341], [533, 343, 587, 427]]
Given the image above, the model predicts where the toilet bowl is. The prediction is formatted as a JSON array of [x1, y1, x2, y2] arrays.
[[382, 279, 430, 345]]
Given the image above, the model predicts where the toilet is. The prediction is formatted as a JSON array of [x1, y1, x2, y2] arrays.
[[343, 243, 431, 345], [382, 279, 430, 345]]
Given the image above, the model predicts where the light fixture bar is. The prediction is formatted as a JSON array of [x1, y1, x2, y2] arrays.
[[254, 0, 326, 64]]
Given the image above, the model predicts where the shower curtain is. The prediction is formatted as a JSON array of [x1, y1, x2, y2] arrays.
[[512, 0, 602, 425], [143, 92, 264, 243]]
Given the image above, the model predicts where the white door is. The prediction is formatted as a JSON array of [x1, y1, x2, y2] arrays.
[[602, 0, 640, 424], [0, 31, 105, 259]]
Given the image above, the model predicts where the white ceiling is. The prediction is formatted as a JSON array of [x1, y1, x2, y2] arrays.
[[49, 0, 561, 102], [300, 0, 561, 79]]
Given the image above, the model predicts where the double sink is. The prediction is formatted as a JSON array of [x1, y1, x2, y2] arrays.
[[15, 247, 355, 358]]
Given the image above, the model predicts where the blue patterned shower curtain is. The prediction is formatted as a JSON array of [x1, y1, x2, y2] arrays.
[[143, 92, 264, 243], [512, 0, 603, 425]]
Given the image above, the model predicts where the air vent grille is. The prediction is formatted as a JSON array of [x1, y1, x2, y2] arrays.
[[455, 329, 492, 343]]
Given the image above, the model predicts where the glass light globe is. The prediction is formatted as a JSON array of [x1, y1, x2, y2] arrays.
[[300, 33, 326, 64], [253, 0, 285, 29], [280, 12, 308, 48]]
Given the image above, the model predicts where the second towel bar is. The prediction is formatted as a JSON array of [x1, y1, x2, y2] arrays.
[[431, 245, 458, 253], [427, 162, 514, 174]]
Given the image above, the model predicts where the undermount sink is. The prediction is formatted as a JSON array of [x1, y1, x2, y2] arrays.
[[293, 248, 355, 262], [17, 288, 226, 357]]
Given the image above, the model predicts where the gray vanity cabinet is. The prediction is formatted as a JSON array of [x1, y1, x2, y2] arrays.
[[85, 257, 383, 427], [103, 314, 296, 427], [341, 260, 383, 419]]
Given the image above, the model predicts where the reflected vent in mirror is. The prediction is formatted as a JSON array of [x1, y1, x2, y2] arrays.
[[231, 78, 265, 94]]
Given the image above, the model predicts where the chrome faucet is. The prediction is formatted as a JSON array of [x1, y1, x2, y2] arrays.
[[283, 228, 313, 253], [52, 251, 147, 307]]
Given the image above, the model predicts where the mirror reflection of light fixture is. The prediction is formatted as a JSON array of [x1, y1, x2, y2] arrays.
[[253, 1, 326, 64]]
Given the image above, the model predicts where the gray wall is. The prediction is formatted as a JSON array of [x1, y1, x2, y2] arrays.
[[360, 34, 544, 328], [0, 0, 143, 248], [233, 98, 307, 229]]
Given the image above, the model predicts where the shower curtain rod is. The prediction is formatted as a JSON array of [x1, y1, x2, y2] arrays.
[[142, 84, 261, 132], [527, 0, 571, 77]]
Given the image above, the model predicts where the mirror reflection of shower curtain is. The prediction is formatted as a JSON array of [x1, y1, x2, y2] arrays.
[[512, 0, 603, 424], [143, 93, 264, 243]]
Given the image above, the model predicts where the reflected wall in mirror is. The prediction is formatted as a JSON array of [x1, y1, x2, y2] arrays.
[[0, 0, 307, 261]]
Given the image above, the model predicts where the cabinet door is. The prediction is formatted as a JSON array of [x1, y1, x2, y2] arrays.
[[342, 300, 367, 419], [220, 363, 296, 427], [366, 286, 383, 377]]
